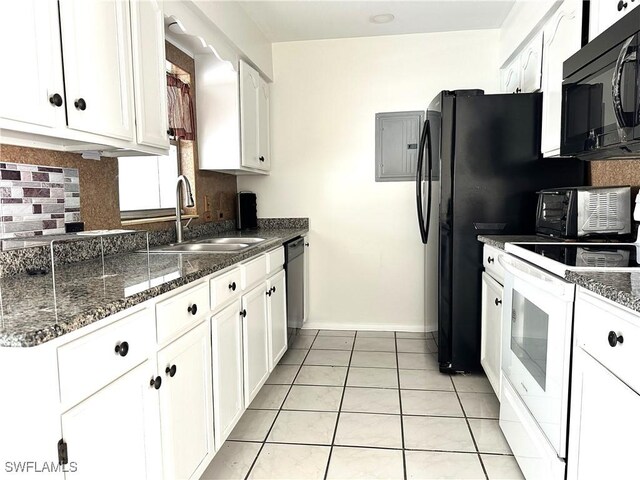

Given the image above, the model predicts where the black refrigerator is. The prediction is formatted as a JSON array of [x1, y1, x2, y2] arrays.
[[415, 90, 585, 374]]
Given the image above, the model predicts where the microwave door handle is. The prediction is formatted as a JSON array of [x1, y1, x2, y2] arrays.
[[416, 119, 429, 244], [612, 36, 636, 130]]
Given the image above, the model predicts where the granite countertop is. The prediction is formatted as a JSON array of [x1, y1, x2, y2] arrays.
[[477, 235, 554, 250], [565, 271, 640, 313], [0, 227, 307, 348]]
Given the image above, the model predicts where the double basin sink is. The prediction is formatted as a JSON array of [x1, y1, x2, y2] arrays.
[[145, 237, 267, 254]]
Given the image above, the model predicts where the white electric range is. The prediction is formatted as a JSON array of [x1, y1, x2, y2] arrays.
[[497, 240, 640, 480]]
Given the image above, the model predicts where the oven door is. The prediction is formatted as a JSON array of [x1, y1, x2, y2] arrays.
[[500, 254, 574, 458], [561, 33, 640, 158]]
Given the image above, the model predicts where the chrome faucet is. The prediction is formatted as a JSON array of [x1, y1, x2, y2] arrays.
[[175, 175, 195, 243]]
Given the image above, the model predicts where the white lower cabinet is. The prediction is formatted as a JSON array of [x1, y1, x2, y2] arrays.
[[157, 321, 214, 480], [211, 300, 245, 449], [267, 269, 288, 369], [60, 361, 162, 480], [480, 271, 502, 399], [242, 281, 270, 406], [567, 348, 640, 480]]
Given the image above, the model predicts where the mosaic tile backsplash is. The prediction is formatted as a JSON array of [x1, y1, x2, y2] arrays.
[[0, 162, 80, 241]]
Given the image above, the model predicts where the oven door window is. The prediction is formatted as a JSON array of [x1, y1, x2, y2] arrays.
[[562, 33, 639, 155], [511, 290, 549, 391]]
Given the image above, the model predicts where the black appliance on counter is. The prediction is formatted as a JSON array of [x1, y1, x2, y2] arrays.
[[418, 90, 586, 373], [284, 237, 305, 340], [561, 7, 640, 159], [237, 192, 257, 230]]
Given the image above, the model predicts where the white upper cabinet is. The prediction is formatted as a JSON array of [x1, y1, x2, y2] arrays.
[[520, 32, 544, 93], [59, 0, 135, 141], [1, 0, 168, 155], [500, 56, 522, 93], [240, 60, 261, 170], [541, 0, 582, 157], [589, 0, 640, 41], [197, 57, 271, 174], [0, 0, 66, 129], [258, 76, 271, 170], [130, 0, 169, 150]]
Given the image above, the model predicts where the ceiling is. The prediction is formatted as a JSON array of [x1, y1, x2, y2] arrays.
[[238, 1, 516, 43]]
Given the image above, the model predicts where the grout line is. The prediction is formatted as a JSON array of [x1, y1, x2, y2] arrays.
[[322, 329, 357, 480], [394, 331, 408, 480], [451, 373, 490, 480], [243, 331, 318, 480]]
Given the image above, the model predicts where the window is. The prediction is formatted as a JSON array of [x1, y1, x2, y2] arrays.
[[118, 142, 180, 220]]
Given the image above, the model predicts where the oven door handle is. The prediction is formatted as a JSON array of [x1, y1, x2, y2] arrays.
[[498, 255, 572, 299]]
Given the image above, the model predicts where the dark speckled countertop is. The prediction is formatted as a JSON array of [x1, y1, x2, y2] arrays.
[[478, 235, 640, 314], [0, 227, 307, 347]]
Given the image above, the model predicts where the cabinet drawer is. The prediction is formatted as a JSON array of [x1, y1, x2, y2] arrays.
[[241, 254, 267, 290], [483, 245, 505, 284], [156, 283, 209, 344], [266, 246, 284, 276], [575, 291, 640, 393], [211, 267, 241, 311], [58, 308, 154, 407]]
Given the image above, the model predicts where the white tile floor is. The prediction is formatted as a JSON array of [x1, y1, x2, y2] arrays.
[[201, 330, 524, 480]]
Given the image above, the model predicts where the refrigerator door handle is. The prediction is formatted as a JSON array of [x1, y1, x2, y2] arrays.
[[416, 119, 429, 244], [425, 119, 433, 244]]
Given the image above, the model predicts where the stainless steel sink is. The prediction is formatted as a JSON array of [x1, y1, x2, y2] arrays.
[[195, 237, 265, 245], [146, 243, 250, 254]]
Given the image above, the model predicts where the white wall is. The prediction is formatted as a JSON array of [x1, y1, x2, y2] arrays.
[[238, 30, 501, 331]]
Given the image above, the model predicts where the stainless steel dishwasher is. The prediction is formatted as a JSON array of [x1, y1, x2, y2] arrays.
[[284, 236, 305, 340]]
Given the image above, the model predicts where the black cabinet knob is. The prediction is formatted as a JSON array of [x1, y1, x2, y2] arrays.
[[305, 242, 310, 247], [115, 341, 129, 357], [150, 376, 162, 390], [618, 0, 628, 10], [187, 304, 198, 315], [272, 286, 276, 293], [229, 281, 237, 291], [49, 93, 63, 107], [494, 298, 502, 306], [240, 309, 247, 318], [165, 364, 177, 377], [608, 331, 624, 347], [266, 290, 271, 296], [74, 98, 86, 111], [487, 257, 494, 264], [515, 88, 522, 94], [259, 156, 265, 162]]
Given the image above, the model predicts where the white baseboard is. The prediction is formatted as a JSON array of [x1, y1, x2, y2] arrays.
[[301, 320, 436, 333]]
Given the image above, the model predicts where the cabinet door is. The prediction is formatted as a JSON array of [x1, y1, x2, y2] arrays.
[[303, 235, 310, 325], [242, 282, 270, 405], [211, 301, 244, 450], [157, 321, 214, 480], [130, 0, 169, 150], [590, 0, 640, 41], [61, 361, 161, 480], [481, 272, 502, 400], [567, 349, 640, 479], [268, 270, 288, 369], [500, 57, 521, 93], [0, 0, 65, 129], [541, 0, 582, 157], [257, 77, 271, 170], [520, 32, 543, 93], [240, 60, 260, 169], [59, 0, 135, 141]]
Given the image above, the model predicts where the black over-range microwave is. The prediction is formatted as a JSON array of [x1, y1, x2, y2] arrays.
[[561, 8, 640, 160]]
